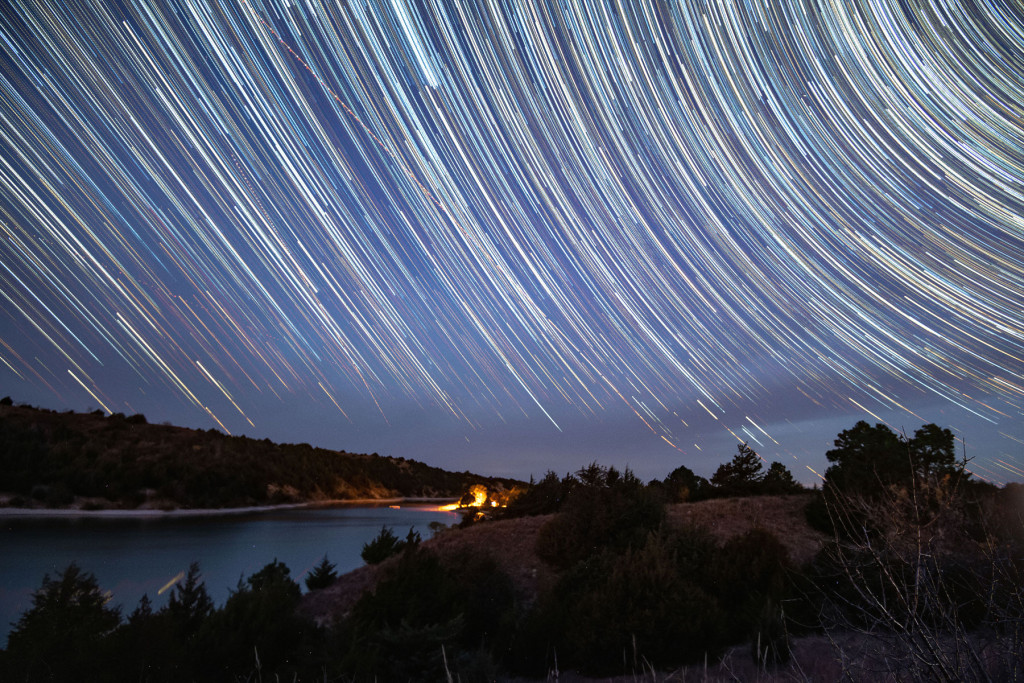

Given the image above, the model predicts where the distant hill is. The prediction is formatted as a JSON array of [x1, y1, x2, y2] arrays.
[[0, 399, 523, 510]]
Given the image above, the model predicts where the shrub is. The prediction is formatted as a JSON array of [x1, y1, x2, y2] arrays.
[[535, 464, 664, 569], [519, 530, 727, 676], [338, 547, 515, 681], [499, 470, 570, 518], [711, 528, 794, 648], [809, 469, 1024, 681]]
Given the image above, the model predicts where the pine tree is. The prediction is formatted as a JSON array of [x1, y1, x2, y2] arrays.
[[5, 563, 121, 680], [305, 554, 338, 590], [165, 561, 214, 637], [710, 443, 764, 496]]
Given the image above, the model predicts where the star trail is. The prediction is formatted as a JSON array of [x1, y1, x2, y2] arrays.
[[1, 0, 1022, 482]]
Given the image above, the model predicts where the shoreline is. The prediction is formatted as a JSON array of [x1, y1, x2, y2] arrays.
[[0, 497, 459, 519]]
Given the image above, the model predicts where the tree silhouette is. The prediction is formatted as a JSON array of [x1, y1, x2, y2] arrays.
[[663, 464, 710, 502], [4, 563, 121, 681], [200, 559, 309, 678], [165, 561, 214, 637], [761, 461, 803, 494], [825, 421, 961, 496], [710, 443, 764, 496], [305, 554, 338, 590]]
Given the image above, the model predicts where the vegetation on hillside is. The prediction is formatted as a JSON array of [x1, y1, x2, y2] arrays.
[[0, 399, 522, 509], [2, 418, 1021, 681]]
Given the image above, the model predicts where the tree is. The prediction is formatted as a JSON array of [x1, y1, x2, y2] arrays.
[[361, 525, 402, 564], [500, 470, 569, 518], [4, 563, 121, 681], [199, 559, 312, 679], [305, 554, 338, 590], [710, 443, 764, 497], [908, 423, 958, 481], [361, 525, 420, 565], [136, 561, 216, 680], [663, 464, 710, 502], [824, 421, 962, 496], [535, 464, 664, 569], [115, 593, 166, 682], [165, 561, 214, 637], [824, 421, 905, 494], [761, 461, 803, 494]]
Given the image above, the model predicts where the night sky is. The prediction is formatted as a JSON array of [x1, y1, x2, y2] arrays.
[[1, 1, 1022, 484]]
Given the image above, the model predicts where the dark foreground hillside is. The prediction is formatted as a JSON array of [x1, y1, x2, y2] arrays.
[[299, 494, 825, 628], [0, 399, 521, 509]]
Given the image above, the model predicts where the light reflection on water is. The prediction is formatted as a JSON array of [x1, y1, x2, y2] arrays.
[[0, 503, 458, 645]]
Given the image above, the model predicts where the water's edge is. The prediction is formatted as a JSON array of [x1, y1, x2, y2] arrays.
[[0, 497, 457, 518]]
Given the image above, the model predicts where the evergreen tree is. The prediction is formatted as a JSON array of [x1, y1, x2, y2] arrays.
[[361, 525, 420, 564], [361, 525, 402, 564], [305, 554, 338, 591], [710, 443, 764, 497], [4, 564, 121, 681], [908, 423, 958, 481], [165, 561, 214, 637], [824, 421, 962, 495], [200, 559, 311, 679], [663, 464, 711, 502], [761, 461, 803, 494]]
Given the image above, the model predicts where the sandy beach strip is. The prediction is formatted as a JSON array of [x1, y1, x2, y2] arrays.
[[0, 497, 458, 518]]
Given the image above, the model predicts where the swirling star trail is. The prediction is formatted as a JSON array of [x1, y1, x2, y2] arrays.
[[1, 0, 1021, 481]]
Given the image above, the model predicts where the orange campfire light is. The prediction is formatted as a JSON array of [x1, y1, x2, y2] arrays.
[[437, 484, 505, 512]]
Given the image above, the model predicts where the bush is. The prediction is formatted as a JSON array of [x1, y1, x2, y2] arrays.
[[338, 547, 515, 681], [518, 529, 727, 676], [711, 528, 793, 646], [499, 470, 570, 518], [535, 464, 664, 569], [808, 470, 1024, 681]]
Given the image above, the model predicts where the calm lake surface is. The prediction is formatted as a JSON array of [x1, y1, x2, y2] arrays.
[[0, 503, 459, 646]]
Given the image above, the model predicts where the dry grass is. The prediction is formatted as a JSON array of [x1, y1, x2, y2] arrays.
[[298, 513, 558, 626], [494, 635, 844, 682], [665, 493, 826, 566]]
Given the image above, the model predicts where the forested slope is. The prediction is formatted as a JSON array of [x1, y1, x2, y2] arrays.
[[0, 400, 521, 509]]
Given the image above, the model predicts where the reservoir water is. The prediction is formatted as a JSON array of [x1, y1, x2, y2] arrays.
[[0, 503, 459, 646]]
